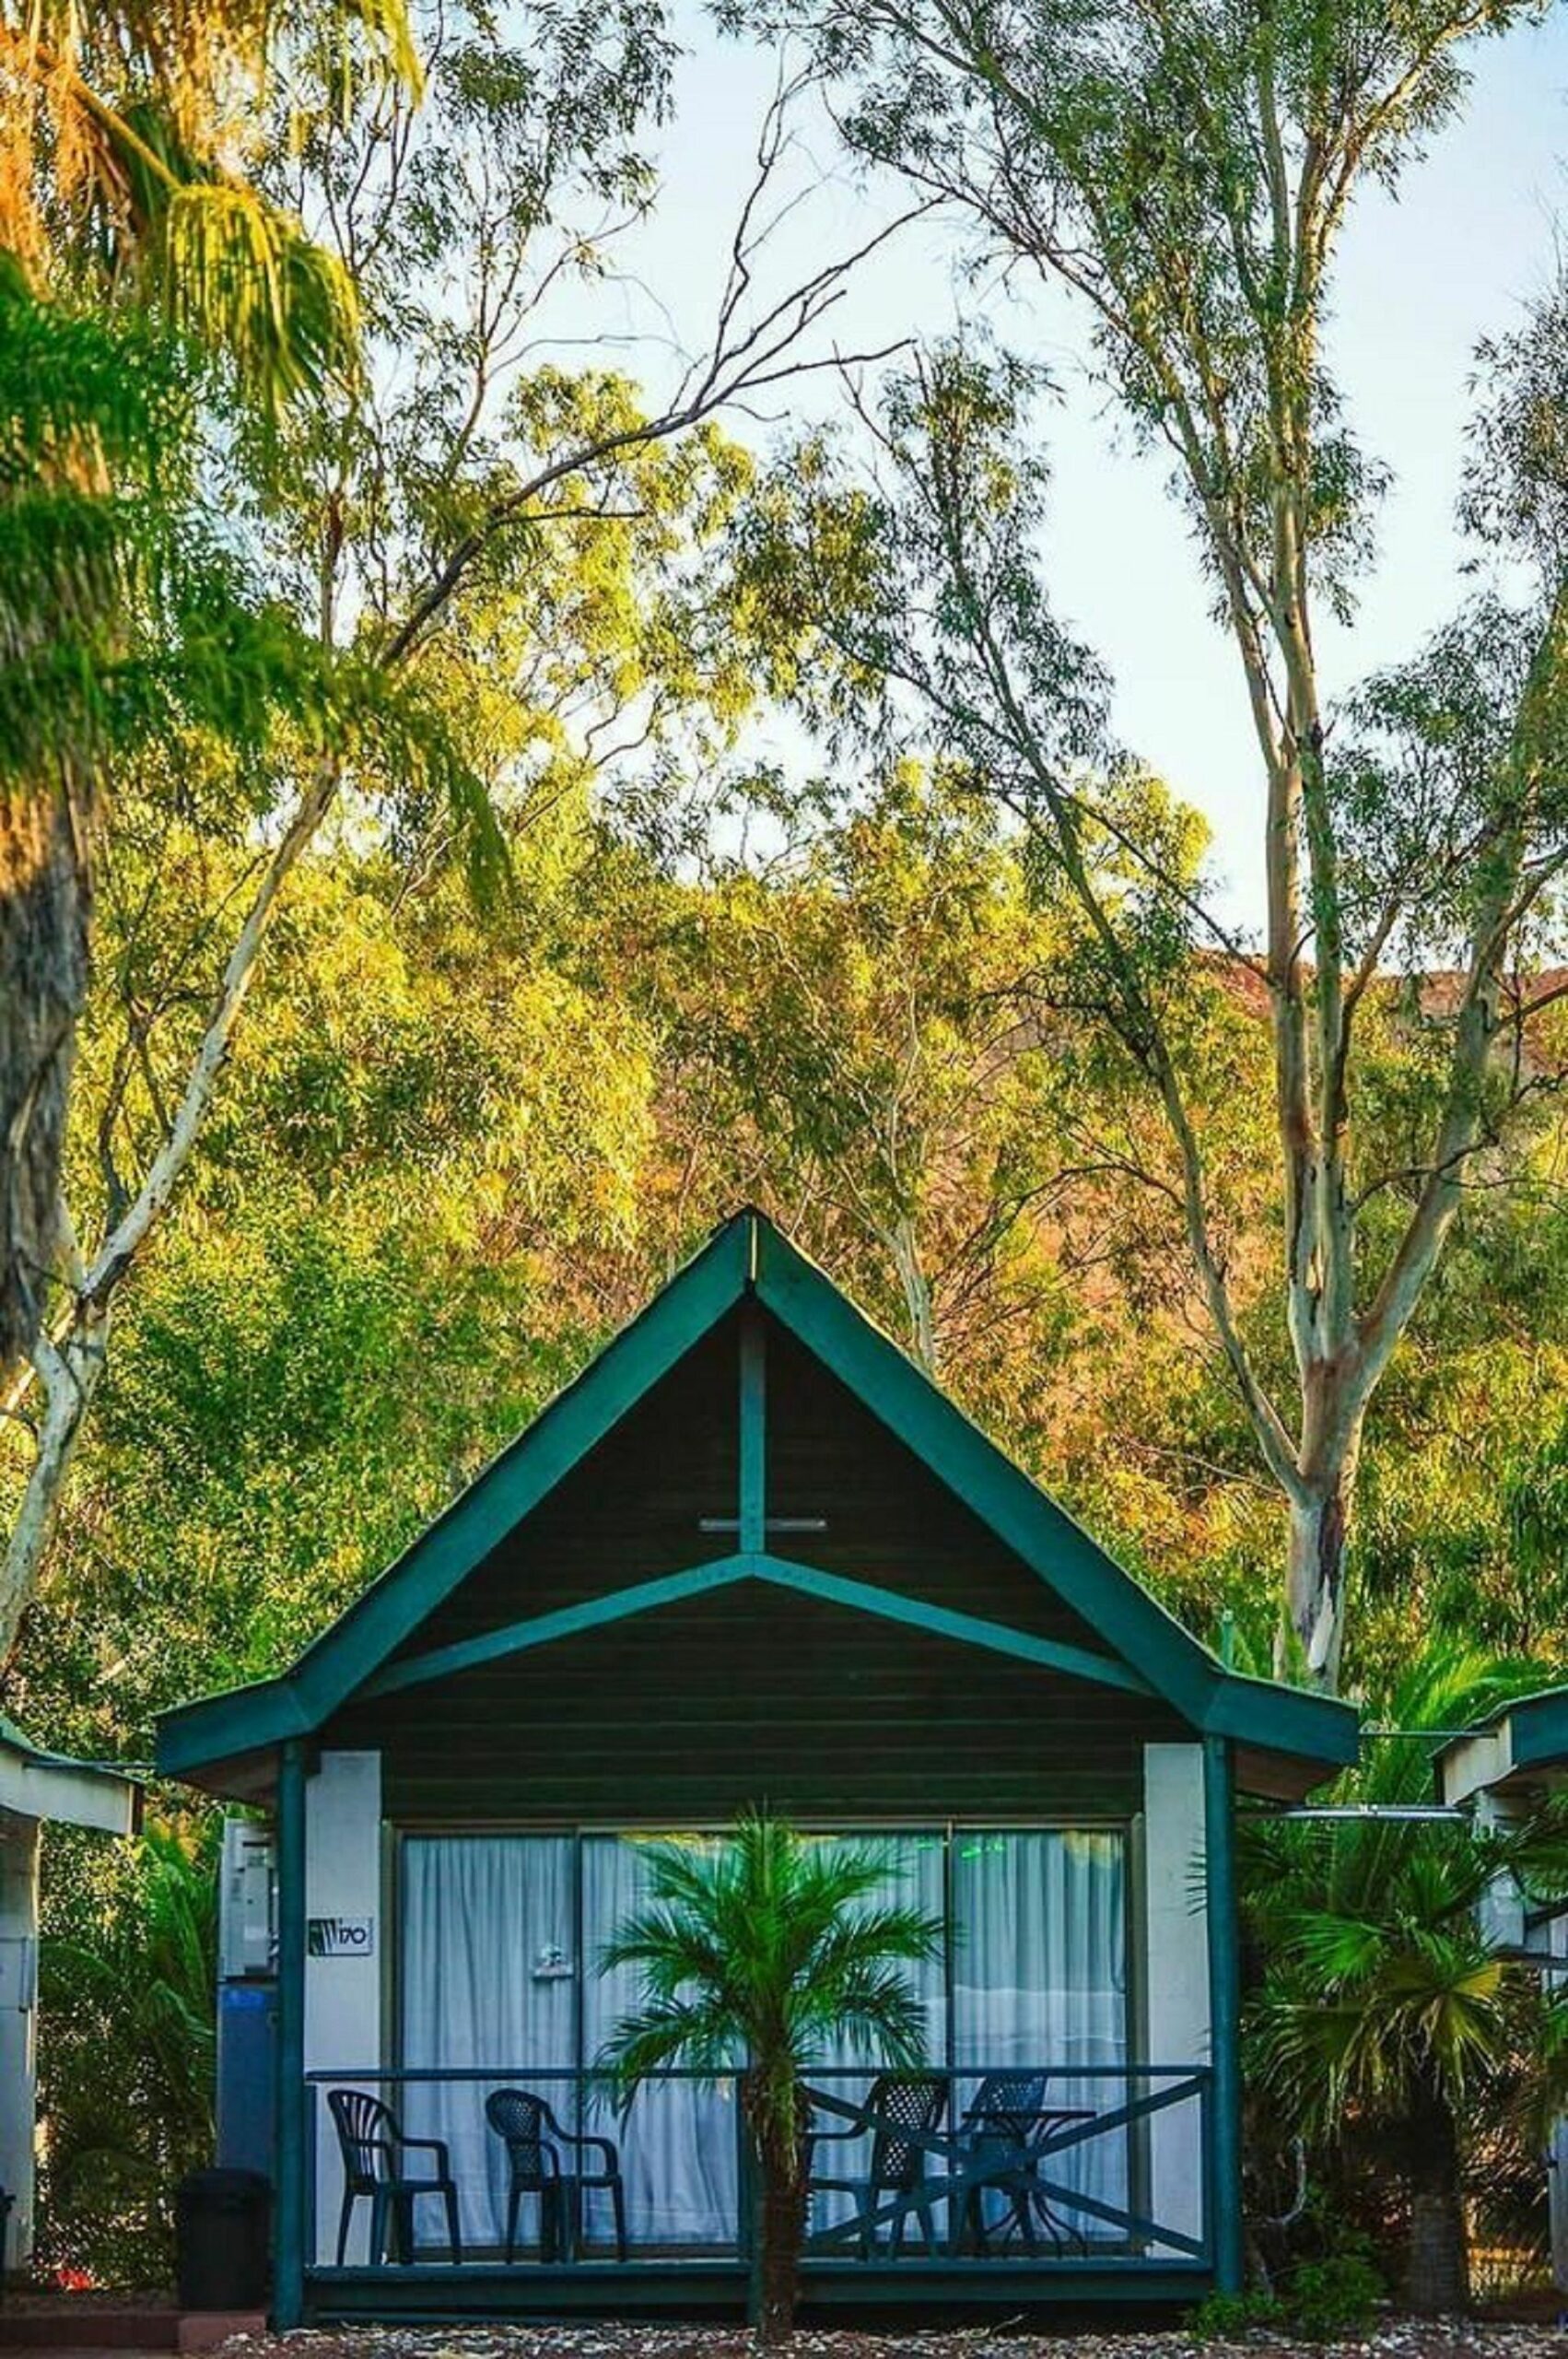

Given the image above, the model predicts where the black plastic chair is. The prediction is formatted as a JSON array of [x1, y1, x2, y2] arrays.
[[806, 2072, 948, 2257], [954, 2073, 1094, 2255], [953, 2071, 1047, 2252], [485, 2087, 627, 2262], [326, 2087, 462, 2265]]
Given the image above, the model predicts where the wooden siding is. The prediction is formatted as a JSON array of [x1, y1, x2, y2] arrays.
[[325, 1581, 1187, 1822], [385, 1309, 1121, 1671]]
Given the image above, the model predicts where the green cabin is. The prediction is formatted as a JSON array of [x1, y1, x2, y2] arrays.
[[157, 1209, 1357, 2324]]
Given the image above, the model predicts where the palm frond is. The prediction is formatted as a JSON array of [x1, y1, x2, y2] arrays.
[[597, 1813, 937, 2107], [1243, 1637, 1568, 2156], [157, 182, 361, 409]]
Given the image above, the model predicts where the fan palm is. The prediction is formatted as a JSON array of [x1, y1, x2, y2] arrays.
[[598, 1813, 944, 2342], [1245, 1640, 1568, 2314], [1, 0, 420, 409]]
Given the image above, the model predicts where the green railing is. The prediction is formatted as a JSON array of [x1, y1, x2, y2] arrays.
[[301, 2061, 1212, 2274]]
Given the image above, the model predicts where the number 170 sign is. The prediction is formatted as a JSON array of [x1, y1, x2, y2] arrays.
[[306, 1916, 375, 1958]]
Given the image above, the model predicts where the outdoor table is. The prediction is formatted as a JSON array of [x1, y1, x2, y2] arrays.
[[953, 2102, 1098, 2256]]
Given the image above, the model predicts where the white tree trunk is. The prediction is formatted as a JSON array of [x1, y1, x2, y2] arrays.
[[889, 1214, 938, 1375], [1282, 1449, 1359, 1692], [0, 764, 338, 1671], [0, 1311, 109, 1664]]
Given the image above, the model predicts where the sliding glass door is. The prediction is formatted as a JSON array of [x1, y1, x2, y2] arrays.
[[581, 1836, 740, 2246], [400, 1835, 577, 2249], [396, 1823, 1129, 2259], [803, 1833, 948, 2244], [951, 1830, 1129, 2237]]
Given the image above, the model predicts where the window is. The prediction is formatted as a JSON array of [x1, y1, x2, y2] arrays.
[[398, 1825, 1128, 2254]]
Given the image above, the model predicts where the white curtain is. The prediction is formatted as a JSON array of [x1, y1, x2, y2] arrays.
[[401, 1836, 576, 2251], [952, 1830, 1128, 2239], [583, 1835, 741, 2248], [396, 1825, 1129, 2260], [805, 1833, 947, 2244]]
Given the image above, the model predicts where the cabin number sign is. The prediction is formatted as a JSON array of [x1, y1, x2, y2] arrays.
[[306, 1915, 375, 1958]]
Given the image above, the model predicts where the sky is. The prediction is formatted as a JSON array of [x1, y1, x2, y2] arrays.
[[541, 6, 1568, 924]]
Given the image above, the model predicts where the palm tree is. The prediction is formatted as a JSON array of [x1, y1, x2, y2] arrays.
[[0, 0, 422, 1379], [1, 0, 420, 407], [0, 269, 496, 1384], [598, 1813, 944, 2342], [1244, 1641, 1568, 2314]]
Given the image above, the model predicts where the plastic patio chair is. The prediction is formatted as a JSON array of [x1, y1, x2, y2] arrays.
[[325, 2087, 462, 2265], [954, 2072, 1094, 2255], [805, 2071, 948, 2258], [485, 2087, 627, 2262]]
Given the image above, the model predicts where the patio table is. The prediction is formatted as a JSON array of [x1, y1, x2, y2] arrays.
[[953, 2102, 1098, 2256]]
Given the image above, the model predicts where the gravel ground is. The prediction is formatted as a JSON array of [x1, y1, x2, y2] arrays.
[[202, 2326, 1568, 2359]]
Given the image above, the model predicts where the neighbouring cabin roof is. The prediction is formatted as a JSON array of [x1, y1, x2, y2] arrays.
[[1437, 1687, 1568, 1806], [0, 1715, 141, 1835], [155, 1208, 1358, 1805]]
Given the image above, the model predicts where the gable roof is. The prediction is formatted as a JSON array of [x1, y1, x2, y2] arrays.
[[156, 1208, 1356, 1791]]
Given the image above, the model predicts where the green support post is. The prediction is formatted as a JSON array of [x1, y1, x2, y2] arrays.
[[738, 1300, 766, 2327], [1203, 1732, 1244, 2294], [274, 1739, 308, 2329]]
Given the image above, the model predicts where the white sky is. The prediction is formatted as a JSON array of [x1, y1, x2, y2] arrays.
[[542, 6, 1568, 924]]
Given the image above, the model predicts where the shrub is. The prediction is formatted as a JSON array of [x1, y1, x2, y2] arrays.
[[1189, 2286, 1285, 2339], [36, 1817, 216, 2285], [1284, 2252, 1385, 2339], [1189, 2248, 1383, 2342]]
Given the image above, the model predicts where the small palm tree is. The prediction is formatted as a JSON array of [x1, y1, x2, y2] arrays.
[[598, 1813, 943, 2342], [1245, 1641, 1568, 2314]]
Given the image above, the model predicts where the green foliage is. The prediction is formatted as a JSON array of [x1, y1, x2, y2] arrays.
[[1188, 2286, 1285, 2339], [599, 1813, 942, 2338], [1286, 2252, 1385, 2340], [35, 1819, 217, 2285], [2, 0, 421, 414], [599, 1814, 942, 2111], [0, 273, 504, 854], [1190, 2250, 1383, 2340], [1246, 1645, 1565, 2135], [766, 0, 1534, 619], [1242, 1641, 1568, 2306]]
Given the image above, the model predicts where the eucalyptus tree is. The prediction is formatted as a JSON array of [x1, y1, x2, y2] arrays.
[[642, 768, 1129, 1378], [0, 0, 902, 1672], [727, 0, 1568, 1687]]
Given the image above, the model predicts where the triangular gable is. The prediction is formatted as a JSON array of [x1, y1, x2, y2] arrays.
[[156, 1209, 1356, 1781]]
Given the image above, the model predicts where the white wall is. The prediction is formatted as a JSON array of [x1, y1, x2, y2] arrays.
[[0, 1812, 41, 2271], [1140, 1743, 1211, 2250], [303, 1752, 382, 2265]]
